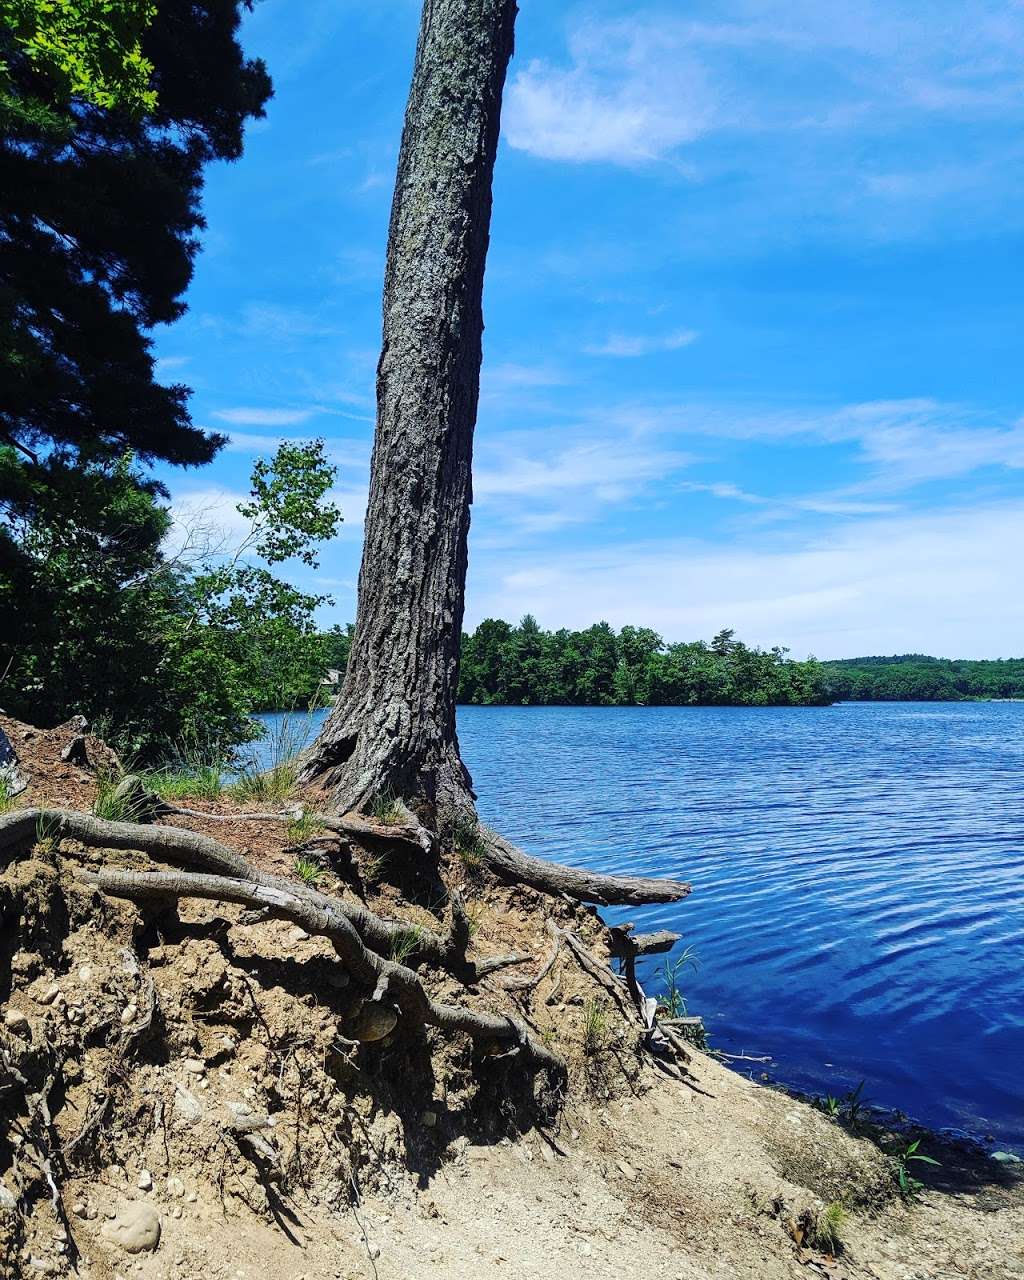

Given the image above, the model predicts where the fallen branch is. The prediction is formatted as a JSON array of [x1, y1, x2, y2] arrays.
[[480, 826, 690, 907]]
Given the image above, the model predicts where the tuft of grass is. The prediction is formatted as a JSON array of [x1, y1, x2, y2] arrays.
[[146, 762, 224, 802], [388, 926, 423, 965], [807, 1201, 847, 1253], [228, 711, 308, 806], [368, 791, 402, 826], [0, 775, 13, 814], [293, 855, 326, 886], [581, 997, 609, 1056], [660, 944, 699, 1018], [452, 817, 487, 868], [93, 771, 149, 822], [34, 813, 61, 855], [229, 761, 298, 806], [287, 807, 325, 845]]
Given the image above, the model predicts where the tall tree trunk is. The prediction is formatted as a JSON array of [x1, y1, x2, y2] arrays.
[[298, 0, 691, 911], [299, 0, 518, 820]]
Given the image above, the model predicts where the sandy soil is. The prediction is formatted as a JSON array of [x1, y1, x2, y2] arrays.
[[2, 714, 1021, 1280]]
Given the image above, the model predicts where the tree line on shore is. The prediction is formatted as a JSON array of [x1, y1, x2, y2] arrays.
[[824, 654, 1024, 702]]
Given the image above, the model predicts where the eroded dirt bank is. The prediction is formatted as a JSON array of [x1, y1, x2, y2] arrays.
[[1, 714, 1021, 1280]]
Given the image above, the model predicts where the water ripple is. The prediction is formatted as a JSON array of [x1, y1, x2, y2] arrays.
[[456, 702, 1024, 1150]]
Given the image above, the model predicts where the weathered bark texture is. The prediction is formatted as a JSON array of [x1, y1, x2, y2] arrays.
[[299, 0, 518, 818], [480, 826, 692, 906]]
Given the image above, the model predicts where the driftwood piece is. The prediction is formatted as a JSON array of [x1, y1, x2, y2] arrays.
[[608, 926, 682, 958], [480, 826, 690, 907]]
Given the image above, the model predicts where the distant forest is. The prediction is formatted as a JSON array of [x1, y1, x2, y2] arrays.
[[457, 619, 829, 706], [823, 655, 1024, 702], [318, 621, 1024, 708]]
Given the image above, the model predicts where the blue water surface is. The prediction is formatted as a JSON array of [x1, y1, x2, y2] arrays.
[[258, 701, 1024, 1149]]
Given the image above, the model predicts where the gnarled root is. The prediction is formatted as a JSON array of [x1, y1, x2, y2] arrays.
[[0, 808, 564, 1082], [478, 826, 690, 907]]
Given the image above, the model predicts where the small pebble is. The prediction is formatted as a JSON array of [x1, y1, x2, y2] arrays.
[[67, 1005, 85, 1025], [120, 1004, 138, 1026], [34, 984, 60, 1007], [137, 1170, 153, 1192], [182, 1058, 206, 1075], [78, 965, 93, 983]]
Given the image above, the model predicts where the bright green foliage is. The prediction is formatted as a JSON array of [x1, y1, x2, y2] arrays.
[[286, 808, 325, 845], [824, 654, 1024, 701], [893, 1138, 940, 1201], [293, 855, 325, 887], [2, 442, 342, 761], [0, 0, 157, 127], [146, 760, 224, 802], [1, 1, 271, 752], [458, 617, 831, 707], [659, 945, 699, 1018]]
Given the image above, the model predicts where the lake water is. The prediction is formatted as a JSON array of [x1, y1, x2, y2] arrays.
[[256, 701, 1024, 1151]]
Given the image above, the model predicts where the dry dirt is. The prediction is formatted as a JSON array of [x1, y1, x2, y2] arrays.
[[1, 714, 1021, 1280]]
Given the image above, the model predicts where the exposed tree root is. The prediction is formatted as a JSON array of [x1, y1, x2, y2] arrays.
[[0, 808, 564, 1082], [82, 868, 563, 1077], [478, 826, 691, 907]]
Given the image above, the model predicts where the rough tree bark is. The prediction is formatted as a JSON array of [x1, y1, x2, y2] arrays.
[[298, 0, 690, 909], [298, 0, 518, 819]]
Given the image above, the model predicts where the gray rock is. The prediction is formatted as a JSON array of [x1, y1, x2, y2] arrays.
[[3, 1008, 30, 1035], [100, 1203, 161, 1254], [346, 1001, 398, 1043], [0, 725, 28, 798]]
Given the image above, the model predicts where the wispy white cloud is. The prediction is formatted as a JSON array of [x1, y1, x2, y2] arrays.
[[475, 437, 692, 502], [596, 396, 1024, 494], [481, 361, 568, 392], [467, 500, 1024, 659], [584, 329, 699, 358], [213, 406, 318, 427], [505, 3, 1024, 166]]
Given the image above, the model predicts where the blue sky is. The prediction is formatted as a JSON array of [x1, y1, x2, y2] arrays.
[[155, 0, 1024, 659]]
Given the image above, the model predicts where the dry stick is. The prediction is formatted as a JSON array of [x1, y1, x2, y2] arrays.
[[502, 918, 563, 992], [81, 867, 564, 1078], [556, 927, 637, 1022], [164, 805, 300, 824]]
